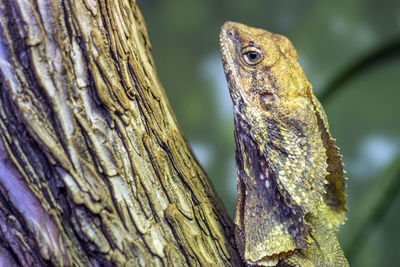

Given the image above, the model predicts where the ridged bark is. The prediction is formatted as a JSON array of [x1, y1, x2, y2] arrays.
[[0, 0, 241, 266]]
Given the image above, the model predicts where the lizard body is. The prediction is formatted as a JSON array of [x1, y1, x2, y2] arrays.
[[219, 21, 349, 267]]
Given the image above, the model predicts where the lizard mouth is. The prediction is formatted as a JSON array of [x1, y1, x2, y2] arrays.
[[219, 24, 233, 63], [219, 23, 245, 106], [219, 21, 240, 61], [220, 22, 265, 108]]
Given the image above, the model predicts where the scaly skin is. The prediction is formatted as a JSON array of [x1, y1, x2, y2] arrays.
[[219, 21, 348, 267]]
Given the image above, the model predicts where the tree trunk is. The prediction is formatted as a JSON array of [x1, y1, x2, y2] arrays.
[[0, 0, 242, 266]]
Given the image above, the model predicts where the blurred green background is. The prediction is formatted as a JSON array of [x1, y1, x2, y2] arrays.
[[139, 1, 400, 266]]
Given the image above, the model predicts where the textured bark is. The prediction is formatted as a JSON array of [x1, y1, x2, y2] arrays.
[[0, 0, 242, 266]]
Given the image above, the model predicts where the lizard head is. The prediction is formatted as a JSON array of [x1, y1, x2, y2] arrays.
[[220, 21, 312, 122]]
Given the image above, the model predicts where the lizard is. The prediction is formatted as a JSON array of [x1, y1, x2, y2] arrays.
[[219, 21, 349, 267]]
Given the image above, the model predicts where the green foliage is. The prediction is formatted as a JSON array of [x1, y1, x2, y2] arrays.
[[140, 1, 400, 266]]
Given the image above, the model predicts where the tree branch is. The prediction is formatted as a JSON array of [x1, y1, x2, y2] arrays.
[[0, 0, 241, 265]]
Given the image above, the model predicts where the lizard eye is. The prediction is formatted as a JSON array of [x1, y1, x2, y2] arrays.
[[242, 46, 263, 65]]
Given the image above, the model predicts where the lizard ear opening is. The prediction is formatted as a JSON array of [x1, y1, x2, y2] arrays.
[[259, 92, 276, 111]]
